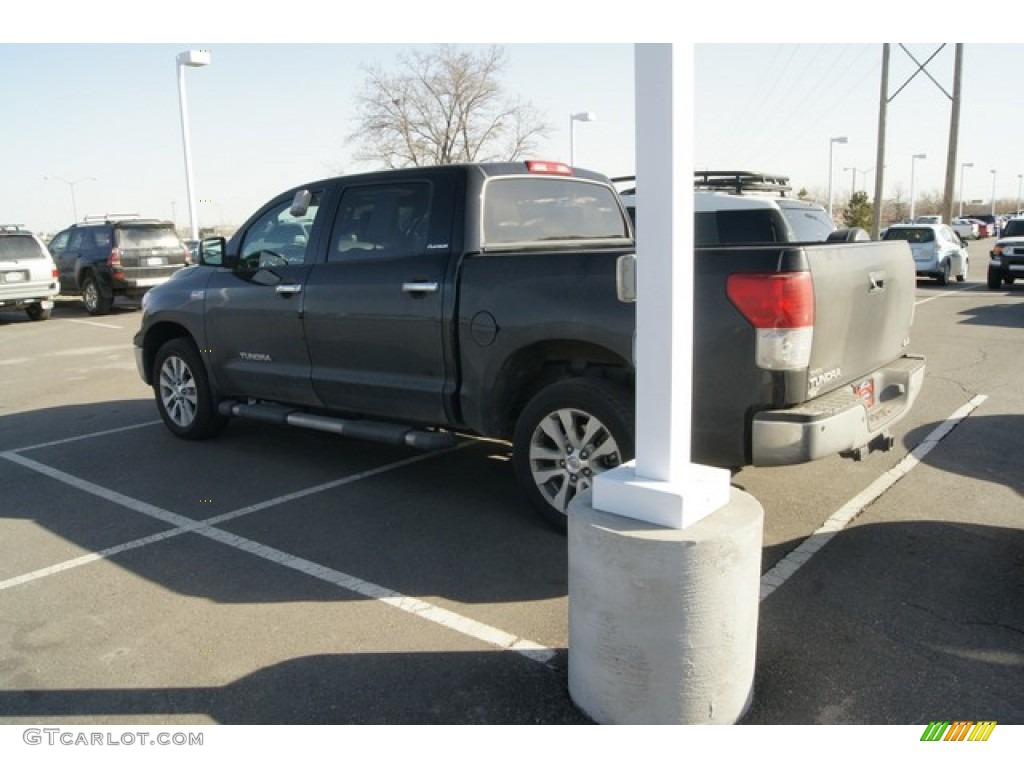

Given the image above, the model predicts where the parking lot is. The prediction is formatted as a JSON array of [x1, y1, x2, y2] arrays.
[[1, 269, 1022, 738]]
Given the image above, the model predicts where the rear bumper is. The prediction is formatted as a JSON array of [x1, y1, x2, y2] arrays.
[[751, 354, 926, 466]]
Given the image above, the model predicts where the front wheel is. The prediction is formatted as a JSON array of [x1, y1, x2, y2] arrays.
[[153, 338, 227, 440], [512, 377, 634, 532], [988, 269, 1001, 289]]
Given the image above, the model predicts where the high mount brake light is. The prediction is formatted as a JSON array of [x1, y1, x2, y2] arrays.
[[526, 160, 572, 175], [726, 272, 814, 371]]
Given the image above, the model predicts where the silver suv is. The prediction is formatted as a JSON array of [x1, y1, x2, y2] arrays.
[[0, 225, 59, 321]]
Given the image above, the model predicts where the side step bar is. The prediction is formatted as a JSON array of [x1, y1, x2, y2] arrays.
[[217, 400, 458, 451]]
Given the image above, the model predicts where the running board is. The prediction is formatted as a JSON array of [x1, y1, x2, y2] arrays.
[[217, 400, 458, 451]]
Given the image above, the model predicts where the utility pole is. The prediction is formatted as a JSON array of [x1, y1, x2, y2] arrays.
[[871, 44, 889, 239], [942, 45, 963, 223]]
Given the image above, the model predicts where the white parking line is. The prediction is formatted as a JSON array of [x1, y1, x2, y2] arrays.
[[915, 283, 983, 305], [0, 440, 557, 666], [67, 319, 124, 329], [758, 394, 988, 601]]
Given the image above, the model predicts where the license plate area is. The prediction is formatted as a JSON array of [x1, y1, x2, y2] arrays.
[[146, 256, 166, 266], [853, 377, 875, 409], [2, 270, 28, 283]]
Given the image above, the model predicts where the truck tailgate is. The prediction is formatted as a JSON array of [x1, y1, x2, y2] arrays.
[[805, 240, 915, 398]]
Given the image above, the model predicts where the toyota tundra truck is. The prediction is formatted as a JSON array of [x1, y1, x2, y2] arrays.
[[134, 162, 924, 530]]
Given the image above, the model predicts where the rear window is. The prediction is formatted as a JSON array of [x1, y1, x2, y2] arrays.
[[780, 206, 835, 242], [883, 227, 934, 244], [695, 209, 788, 246], [483, 178, 629, 247], [117, 227, 182, 249], [0, 235, 46, 261]]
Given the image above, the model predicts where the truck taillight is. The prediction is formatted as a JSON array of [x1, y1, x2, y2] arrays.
[[526, 160, 572, 175], [108, 247, 122, 272], [727, 272, 814, 371], [183, 243, 191, 265]]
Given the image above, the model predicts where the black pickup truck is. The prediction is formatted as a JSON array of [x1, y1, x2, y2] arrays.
[[134, 162, 924, 529]]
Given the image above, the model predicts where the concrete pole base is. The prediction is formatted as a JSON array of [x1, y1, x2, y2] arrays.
[[568, 486, 764, 724]]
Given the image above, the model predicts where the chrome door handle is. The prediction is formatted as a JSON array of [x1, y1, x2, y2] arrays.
[[402, 281, 439, 294], [275, 284, 302, 296]]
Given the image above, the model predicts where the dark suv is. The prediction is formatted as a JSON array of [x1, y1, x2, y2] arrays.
[[987, 216, 1024, 289], [48, 215, 190, 315]]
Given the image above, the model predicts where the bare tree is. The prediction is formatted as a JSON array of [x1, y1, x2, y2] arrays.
[[348, 45, 550, 168]]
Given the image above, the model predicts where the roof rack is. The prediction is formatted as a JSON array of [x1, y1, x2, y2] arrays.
[[82, 212, 141, 222], [694, 171, 792, 196], [0, 224, 28, 232]]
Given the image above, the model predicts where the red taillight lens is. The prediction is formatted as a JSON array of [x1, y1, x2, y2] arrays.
[[183, 244, 191, 265], [108, 247, 122, 269], [726, 272, 814, 329]]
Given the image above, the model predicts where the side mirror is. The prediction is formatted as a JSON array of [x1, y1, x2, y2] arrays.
[[290, 190, 312, 217], [199, 236, 236, 269]]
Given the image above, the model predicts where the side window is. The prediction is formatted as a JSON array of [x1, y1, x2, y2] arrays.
[[68, 229, 95, 250], [239, 191, 321, 268], [48, 230, 70, 255], [329, 182, 431, 262]]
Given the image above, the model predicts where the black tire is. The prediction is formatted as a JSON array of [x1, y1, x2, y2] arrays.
[[988, 269, 1001, 289], [936, 260, 950, 286], [81, 275, 113, 315], [955, 257, 968, 283], [512, 377, 634, 532], [152, 338, 227, 440], [25, 304, 51, 321]]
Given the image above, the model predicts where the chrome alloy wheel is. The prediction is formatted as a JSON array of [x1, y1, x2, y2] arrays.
[[527, 407, 623, 515], [158, 355, 199, 429]]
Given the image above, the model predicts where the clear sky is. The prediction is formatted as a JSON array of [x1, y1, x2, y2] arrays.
[[5, 4, 1024, 235]]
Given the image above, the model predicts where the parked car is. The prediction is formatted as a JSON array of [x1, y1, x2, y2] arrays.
[[987, 215, 1024, 289], [972, 213, 999, 237], [952, 218, 980, 240], [0, 224, 59, 321], [48, 215, 190, 315], [914, 214, 943, 225], [882, 223, 969, 285]]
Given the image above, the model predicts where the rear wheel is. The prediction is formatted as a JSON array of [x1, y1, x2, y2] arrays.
[[25, 303, 51, 321], [936, 260, 950, 286], [988, 269, 1001, 289], [153, 338, 227, 440], [82, 275, 113, 315], [956, 257, 968, 283], [512, 377, 634, 532]]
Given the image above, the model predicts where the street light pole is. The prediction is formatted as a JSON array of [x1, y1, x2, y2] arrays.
[[959, 162, 973, 218], [827, 136, 848, 220], [909, 153, 926, 221], [1017, 174, 1022, 216], [43, 175, 97, 222], [569, 111, 596, 167], [176, 50, 210, 243], [990, 169, 997, 218]]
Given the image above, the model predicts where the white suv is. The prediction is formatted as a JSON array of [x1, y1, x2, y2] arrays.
[[616, 171, 845, 244], [882, 222, 968, 285], [0, 225, 59, 321]]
